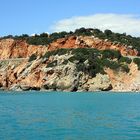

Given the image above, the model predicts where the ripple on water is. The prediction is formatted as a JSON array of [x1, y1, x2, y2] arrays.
[[0, 92, 140, 140]]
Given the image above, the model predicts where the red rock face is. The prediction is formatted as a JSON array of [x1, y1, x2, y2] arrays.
[[0, 36, 137, 60], [0, 39, 48, 59], [47, 36, 77, 51], [48, 36, 138, 56]]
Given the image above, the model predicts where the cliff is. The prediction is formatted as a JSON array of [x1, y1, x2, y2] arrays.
[[48, 36, 138, 56], [0, 35, 140, 92], [0, 39, 47, 59]]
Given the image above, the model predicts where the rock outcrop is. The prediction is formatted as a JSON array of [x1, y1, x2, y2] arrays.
[[0, 36, 139, 92], [48, 36, 138, 56], [105, 63, 140, 92], [0, 39, 47, 59]]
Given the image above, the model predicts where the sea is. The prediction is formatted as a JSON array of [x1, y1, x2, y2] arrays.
[[0, 91, 140, 140]]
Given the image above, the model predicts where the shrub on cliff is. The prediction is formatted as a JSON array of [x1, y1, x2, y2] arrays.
[[120, 64, 130, 73], [43, 49, 71, 60], [119, 57, 132, 64], [47, 60, 57, 67], [15, 34, 29, 40], [74, 28, 93, 36], [27, 36, 49, 45], [42, 48, 131, 76], [54, 48, 70, 56], [88, 57, 105, 76], [1, 28, 140, 54], [104, 29, 112, 37], [40, 33, 49, 37], [133, 58, 140, 70], [43, 51, 54, 59], [28, 54, 37, 62], [70, 48, 130, 75], [102, 50, 121, 60]]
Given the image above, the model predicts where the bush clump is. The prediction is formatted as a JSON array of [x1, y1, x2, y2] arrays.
[[119, 57, 132, 64], [47, 60, 57, 68], [101, 49, 121, 59], [120, 64, 130, 73], [1, 27, 140, 54], [40, 48, 132, 75], [133, 58, 140, 70], [28, 54, 37, 62], [69, 48, 130, 75]]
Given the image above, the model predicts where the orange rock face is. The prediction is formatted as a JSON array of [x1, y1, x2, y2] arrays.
[[48, 36, 138, 56], [0, 36, 137, 60], [47, 36, 77, 51], [0, 39, 48, 59]]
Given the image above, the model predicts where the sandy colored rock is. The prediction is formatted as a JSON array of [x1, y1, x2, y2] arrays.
[[86, 74, 112, 91]]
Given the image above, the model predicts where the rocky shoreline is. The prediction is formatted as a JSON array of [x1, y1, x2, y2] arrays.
[[0, 35, 140, 92], [0, 56, 139, 92]]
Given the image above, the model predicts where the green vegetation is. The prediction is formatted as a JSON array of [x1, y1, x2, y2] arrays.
[[28, 54, 37, 62], [43, 48, 71, 59], [62, 60, 68, 65], [133, 58, 140, 70], [1, 27, 140, 54], [119, 57, 132, 64], [43, 48, 131, 76], [101, 49, 121, 59], [70, 48, 130, 76], [47, 60, 57, 68]]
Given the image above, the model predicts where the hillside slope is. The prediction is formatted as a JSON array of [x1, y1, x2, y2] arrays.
[[0, 29, 140, 92]]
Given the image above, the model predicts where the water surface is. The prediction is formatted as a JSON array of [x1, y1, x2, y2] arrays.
[[0, 91, 140, 140]]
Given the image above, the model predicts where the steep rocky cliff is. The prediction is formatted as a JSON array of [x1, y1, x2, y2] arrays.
[[0, 35, 139, 92], [0, 39, 47, 59], [48, 36, 138, 56]]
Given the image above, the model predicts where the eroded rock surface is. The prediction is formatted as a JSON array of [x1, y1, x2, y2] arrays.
[[0, 39, 47, 59], [48, 36, 138, 56], [0, 37, 139, 92]]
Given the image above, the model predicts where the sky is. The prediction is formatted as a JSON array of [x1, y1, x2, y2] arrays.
[[0, 0, 140, 36]]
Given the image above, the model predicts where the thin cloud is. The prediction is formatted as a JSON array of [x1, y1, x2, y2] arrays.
[[50, 14, 140, 37]]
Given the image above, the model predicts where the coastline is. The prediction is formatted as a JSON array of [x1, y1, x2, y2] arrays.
[[0, 88, 140, 93], [0, 32, 140, 92]]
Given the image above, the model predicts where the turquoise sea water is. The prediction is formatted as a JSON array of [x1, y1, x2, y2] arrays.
[[0, 91, 140, 140]]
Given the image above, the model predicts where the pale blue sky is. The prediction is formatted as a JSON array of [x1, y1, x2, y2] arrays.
[[0, 0, 140, 36]]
